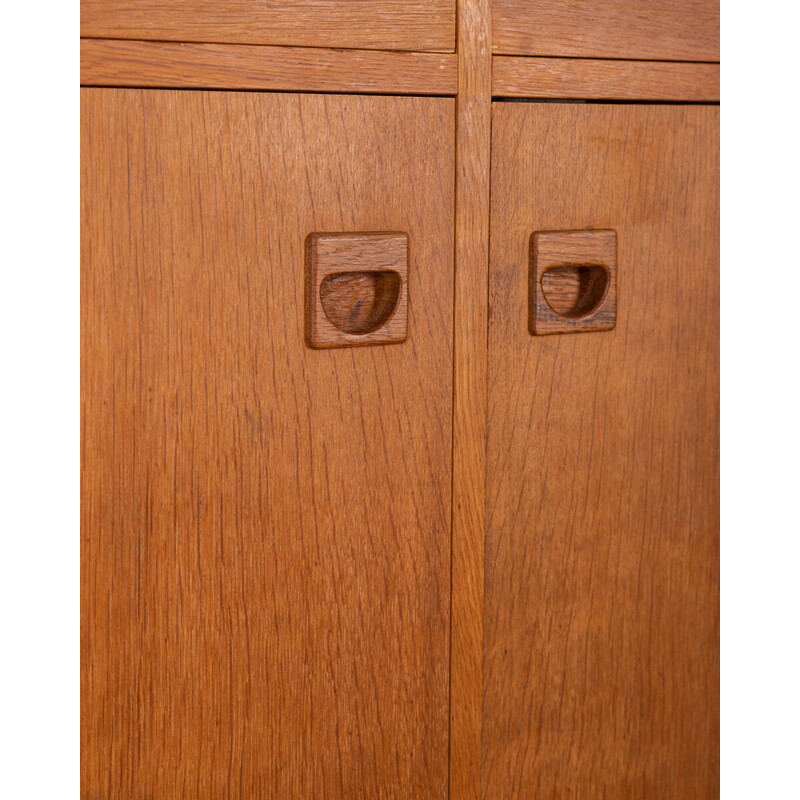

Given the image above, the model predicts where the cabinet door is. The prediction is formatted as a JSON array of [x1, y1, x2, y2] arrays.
[[485, 103, 719, 797], [81, 89, 454, 798]]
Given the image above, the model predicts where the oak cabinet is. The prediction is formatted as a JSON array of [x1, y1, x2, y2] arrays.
[[80, 5, 720, 798]]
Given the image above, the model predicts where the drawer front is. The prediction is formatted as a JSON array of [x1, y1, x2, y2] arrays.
[[81, 0, 455, 52], [484, 102, 719, 797], [81, 89, 454, 798], [493, 0, 719, 62]]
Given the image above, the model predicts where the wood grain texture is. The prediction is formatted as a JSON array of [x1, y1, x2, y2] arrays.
[[306, 232, 408, 348], [493, 56, 720, 101], [492, 1, 719, 62], [450, 0, 491, 797], [531, 230, 617, 335], [81, 88, 455, 799], [485, 103, 719, 798], [81, 0, 455, 52], [81, 39, 458, 96]]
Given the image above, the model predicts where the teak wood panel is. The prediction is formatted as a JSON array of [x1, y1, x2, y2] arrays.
[[492, 1, 719, 62], [81, 88, 454, 798], [81, 0, 455, 53], [492, 56, 720, 102], [451, 0, 492, 794], [485, 103, 719, 798], [80, 39, 458, 96]]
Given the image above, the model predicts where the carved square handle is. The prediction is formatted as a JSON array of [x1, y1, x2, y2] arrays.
[[305, 232, 408, 349], [530, 230, 617, 335]]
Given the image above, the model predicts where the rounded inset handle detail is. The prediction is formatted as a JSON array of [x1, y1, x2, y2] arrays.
[[541, 264, 610, 320], [320, 270, 402, 335]]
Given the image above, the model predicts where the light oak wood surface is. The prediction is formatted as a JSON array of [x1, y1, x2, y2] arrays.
[[450, 0, 492, 796], [80, 0, 721, 791], [81, 88, 455, 798], [492, 0, 719, 62], [81, 0, 455, 53], [80, 39, 458, 96], [484, 102, 719, 798], [493, 56, 720, 101]]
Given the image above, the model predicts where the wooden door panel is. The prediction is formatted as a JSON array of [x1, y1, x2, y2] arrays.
[[81, 89, 454, 798], [80, 0, 455, 53], [484, 103, 719, 798], [492, 1, 719, 62]]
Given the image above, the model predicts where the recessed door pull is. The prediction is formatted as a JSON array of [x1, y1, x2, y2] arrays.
[[305, 231, 409, 349], [530, 229, 617, 335]]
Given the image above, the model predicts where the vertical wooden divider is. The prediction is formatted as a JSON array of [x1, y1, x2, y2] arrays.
[[450, 0, 491, 797]]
